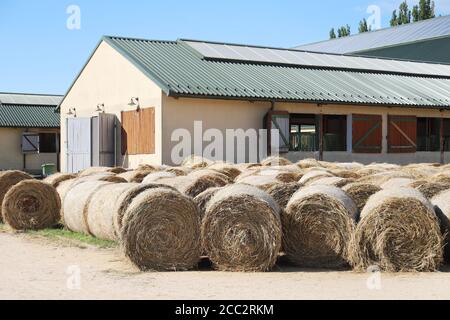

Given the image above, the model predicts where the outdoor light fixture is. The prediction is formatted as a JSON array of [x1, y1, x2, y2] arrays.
[[67, 108, 77, 117], [96, 103, 105, 112], [128, 97, 140, 110]]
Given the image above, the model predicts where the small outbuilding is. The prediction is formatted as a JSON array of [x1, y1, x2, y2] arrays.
[[0, 93, 61, 174]]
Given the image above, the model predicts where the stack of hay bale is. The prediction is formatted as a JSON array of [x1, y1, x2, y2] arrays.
[[1, 156, 450, 273]]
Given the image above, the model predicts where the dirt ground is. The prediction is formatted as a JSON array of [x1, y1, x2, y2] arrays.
[[1, 232, 450, 300]]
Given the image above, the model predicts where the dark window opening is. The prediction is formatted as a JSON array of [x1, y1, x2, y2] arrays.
[[417, 118, 440, 152], [39, 133, 57, 153], [323, 115, 347, 151], [290, 114, 318, 152], [444, 119, 450, 152]]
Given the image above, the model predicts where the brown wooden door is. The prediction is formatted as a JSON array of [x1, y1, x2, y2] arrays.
[[352, 114, 382, 153], [121, 107, 155, 155], [388, 115, 417, 153]]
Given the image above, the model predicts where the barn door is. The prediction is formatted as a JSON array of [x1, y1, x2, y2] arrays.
[[92, 113, 116, 167], [265, 111, 290, 154], [388, 115, 417, 153], [352, 114, 382, 153], [66, 117, 91, 173]]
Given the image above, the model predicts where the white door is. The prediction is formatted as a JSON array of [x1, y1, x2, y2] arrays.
[[66, 118, 91, 173]]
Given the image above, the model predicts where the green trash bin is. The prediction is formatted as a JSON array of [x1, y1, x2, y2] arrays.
[[42, 163, 57, 178]]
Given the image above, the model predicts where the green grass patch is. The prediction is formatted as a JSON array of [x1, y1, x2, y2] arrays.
[[0, 223, 117, 248]]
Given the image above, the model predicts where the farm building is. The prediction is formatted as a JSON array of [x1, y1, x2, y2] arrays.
[[0, 93, 61, 174], [295, 15, 450, 63], [58, 35, 450, 172]]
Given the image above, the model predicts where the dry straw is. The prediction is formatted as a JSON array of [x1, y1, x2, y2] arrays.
[[380, 177, 416, 189], [85, 183, 136, 240], [121, 187, 201, 271], [261, 156, 292, 166], [63, 180, 112, 234], [350, 188, 443, 272], [78, 166, 126, 177], [284, 185, 357, 268], [157, 174, 228, 198], [193, 187, 222, 220], [208, 163, 242, 180], [2, 180, 61, 231], [0, 170, 33, 222], [431, 190, 450, 262], [202, 184, 282, 271], [117, 170, 153, 183], [182, 155, 212, 169], [342, 182, 381, 213], [43, 173, 77, 188], [266, 182, 302, 209], [299, 170, 333, 185], [410, 180, 450, 199], [309, 176, 355, 188], [296, 158, 322, 169], [142, 171, 176, 183], [113, 183, 178, 236]]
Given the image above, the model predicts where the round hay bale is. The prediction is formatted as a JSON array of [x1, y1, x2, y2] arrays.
[[78, 166, 126, 177], [165, 167, 191, 176], [234, 163, 262, 170], [193, 187, 222, 220], [411, 180, 450, 199], [350, 188, 443, 272], [380, 177, 416, 190], [113, 183, 178, 236], [121, 187, 201, 271], [182, 155, 212, 169], [75, 172, 127, 184], [356, 171, 413, 186], [85, 183, 136, 240], [296, 158, 322, 169], [63, 181, 112, 234], [116, 170, 153, 183], [275, 171, 303, 183], [43, 173, 77, 188], [309, 176, 355, 188], [136, 164, 159, 172], [2, 180, 61, 231], [342, 182, 381, 213], [431, 190, 450, 262], [157, 175, 227, 198], [333, 162, 364, 170], [237, 175, 279, 191], [431, 173, 450, 185], [142, 171, 176, 183], [266, 182, 302, 209], [208, 163, 242, 180], [202, 184, 282, 271], [284, 185, 357, 268], [188, 169, 231, 184], [299, 170, 333, 185], [330, 169, 361, 180], [0, 170, 33, 222], [55, 178, 76, 205], [261, 156, 292, 166]]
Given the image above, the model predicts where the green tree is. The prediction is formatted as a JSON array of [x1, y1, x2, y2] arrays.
[[398, 1, 411, 24], [329, 28, 337, 39], [412, 5, 420, 22], [337, 24, 351, 37], [358, 18, 370, 33], [390, 10, 399, 26]]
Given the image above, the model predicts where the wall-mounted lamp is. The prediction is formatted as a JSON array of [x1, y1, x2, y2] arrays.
[[128, 97, 140, 110], [96, 103, 105, 113], [67, 108, 77, 117]]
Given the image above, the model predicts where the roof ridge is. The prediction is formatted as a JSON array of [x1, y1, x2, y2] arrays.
[[0, 92, 63, 97], [294, 15, 450, 49]]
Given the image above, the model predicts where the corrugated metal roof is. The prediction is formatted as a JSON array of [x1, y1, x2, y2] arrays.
[[184, 39, 450, 77], [0, 104, 60, 128], [101, 36, 450, 109], [294, 15, 450, 54], [0, 93, 63, 106]]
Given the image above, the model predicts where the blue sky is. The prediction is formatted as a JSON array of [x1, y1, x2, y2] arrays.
[[1, 0, 449, 95]]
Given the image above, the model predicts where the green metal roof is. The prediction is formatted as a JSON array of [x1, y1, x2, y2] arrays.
[[0, 104, 60, 128], [73, 36, 450, 109]]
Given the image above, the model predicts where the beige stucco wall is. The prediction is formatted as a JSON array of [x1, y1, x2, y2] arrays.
[[0, 128, 58, 172], [60, 41, 163, 172], [161, 97, 450, 165]]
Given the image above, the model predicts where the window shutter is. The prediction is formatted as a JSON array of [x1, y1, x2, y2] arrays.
[[22, 133, 39, 154], [352, 114, 382, 153], [265, 111, 290, 154], [388, 115, 417, 153]]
